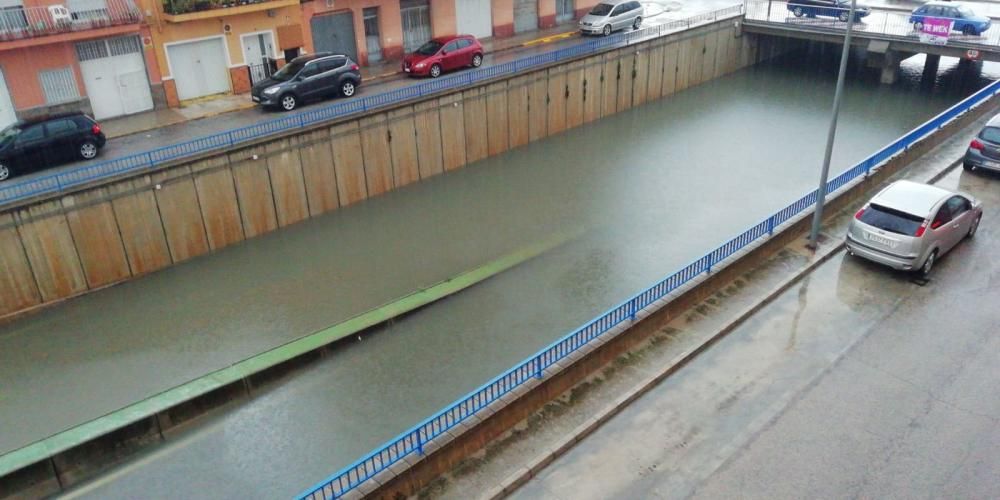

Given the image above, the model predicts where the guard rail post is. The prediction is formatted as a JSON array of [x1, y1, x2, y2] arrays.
[[767, 214, 775, 235]]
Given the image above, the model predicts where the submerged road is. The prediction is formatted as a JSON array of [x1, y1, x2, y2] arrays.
[[49, 54, 993, 498], [509, 166, 1000, 499]]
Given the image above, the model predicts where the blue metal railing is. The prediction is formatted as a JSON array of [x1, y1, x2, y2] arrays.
[[297, 73, 1000, 500], [0, 5, 744, 207]]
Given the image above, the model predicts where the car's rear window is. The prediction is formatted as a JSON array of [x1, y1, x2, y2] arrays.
[[980, 126, 1000, 144], [859, 203, 924, 235]]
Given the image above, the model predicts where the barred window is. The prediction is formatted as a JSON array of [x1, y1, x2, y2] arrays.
[[39, 67, 80, 104]]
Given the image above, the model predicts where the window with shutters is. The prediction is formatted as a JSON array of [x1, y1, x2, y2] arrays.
[[39, 67, 80, 104]]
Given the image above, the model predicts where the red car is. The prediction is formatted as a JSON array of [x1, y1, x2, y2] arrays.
[[403, 35, 484, 78]]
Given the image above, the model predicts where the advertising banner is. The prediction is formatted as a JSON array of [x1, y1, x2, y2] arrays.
[[919, 17, 952, 45]]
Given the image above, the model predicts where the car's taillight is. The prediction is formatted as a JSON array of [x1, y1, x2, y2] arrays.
[[970, 138, 984, 150], [854, 207, 866, 219], [914, 221, 928, 237], [351, 64, 359, 71], [92, 123, 101, 135]]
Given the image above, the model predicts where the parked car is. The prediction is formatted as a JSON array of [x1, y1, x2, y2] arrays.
[[846, 180, 982, 276], [0, 113, 106, 182], [787, 0, 871, 22], [251, 53, 361, 111], [963, 114, 1000, 172], [910, 1, 991, 36], [579, 0, 644, 36], [403, 35, 484, 78]]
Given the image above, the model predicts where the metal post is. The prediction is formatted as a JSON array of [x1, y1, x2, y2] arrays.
[[766, 0, 772, 20], [808, 0, 857, 249]]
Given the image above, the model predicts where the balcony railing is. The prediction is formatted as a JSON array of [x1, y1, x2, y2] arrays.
[[0, 0, 141, 42], [161, 0, 277, 16]]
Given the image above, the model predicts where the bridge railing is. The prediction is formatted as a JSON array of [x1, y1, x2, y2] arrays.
[[297, 72, 1000, 500], [745, 0, 1000, 47], [0, 5, 745, 207]]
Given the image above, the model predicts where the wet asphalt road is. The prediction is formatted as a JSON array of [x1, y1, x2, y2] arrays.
[[510, 165, 1000, 499]]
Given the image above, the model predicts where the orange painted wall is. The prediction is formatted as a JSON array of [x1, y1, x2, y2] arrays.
[[430, 0, 456, 38], [0, 44, 85, 109], [492, 0, 514, 37], [576, 0, 600, 18], [539, 0, 556, 28]]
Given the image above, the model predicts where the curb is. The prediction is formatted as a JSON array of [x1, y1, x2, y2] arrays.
[[488, 157, 965, 499]]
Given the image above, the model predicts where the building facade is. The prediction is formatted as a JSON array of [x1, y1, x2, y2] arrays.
[[143, 0, 305, 106], [0, 0, 163, 127], [301, 0, 599, 66]]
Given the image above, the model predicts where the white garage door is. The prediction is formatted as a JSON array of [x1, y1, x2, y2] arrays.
[[167, 37, 230, 101], [77, 36, 154, 120], [456, 0, 492, 39]]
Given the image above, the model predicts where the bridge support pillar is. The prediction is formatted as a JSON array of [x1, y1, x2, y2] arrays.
[[865, 46, 902, 85], [923, 53, 941, 79]]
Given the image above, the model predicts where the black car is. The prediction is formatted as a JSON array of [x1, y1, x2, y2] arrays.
[[0, 113, 106, 182], [251, 53, 362, 111], [788, 0, 871, 21]]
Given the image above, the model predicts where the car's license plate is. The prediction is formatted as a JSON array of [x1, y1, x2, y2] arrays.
[[252, 96, 260, 102], [405, 68, 410, 72], [867, 233, 896, 247]]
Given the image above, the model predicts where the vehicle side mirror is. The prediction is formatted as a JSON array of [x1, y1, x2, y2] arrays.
[[441, 50, 448, 55], [931, 220, 943, 229]]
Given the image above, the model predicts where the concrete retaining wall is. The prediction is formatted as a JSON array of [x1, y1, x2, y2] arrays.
[[0, 19, 770, 320]]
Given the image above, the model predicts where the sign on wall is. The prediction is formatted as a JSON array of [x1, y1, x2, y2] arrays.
[[920, 17, 951, 45]]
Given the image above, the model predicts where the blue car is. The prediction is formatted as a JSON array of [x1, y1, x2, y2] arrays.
[[910, 1, 991, 36], [787, 0, 871, 22]]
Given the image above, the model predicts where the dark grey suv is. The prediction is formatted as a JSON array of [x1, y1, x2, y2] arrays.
[[251, 53, 362, 111]]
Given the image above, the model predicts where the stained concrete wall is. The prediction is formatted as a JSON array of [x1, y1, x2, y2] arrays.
[[0, 20, 773, 320]]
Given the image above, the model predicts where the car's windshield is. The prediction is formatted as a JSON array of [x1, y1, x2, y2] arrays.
[[859, 204, 924, 236], [271, 60, 306, 81], [589, 3, 613, 15], [415, 41, 443, 55], [957, 6, 976, 17], [980, 126, 1000, 144], [0, 125, 19, 146]]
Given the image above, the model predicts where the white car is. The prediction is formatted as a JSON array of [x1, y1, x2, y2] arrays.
[[846, 180, 983, 276]]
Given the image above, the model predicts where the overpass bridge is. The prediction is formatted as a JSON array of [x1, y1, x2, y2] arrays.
[[743, 0, 1000, 82]]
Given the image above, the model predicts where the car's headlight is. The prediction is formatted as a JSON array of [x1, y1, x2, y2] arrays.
[[415, 62, 426, 69], [263, 86, 280, 95]]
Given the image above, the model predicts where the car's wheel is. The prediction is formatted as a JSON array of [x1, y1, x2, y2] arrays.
[[472, 53, 483, 68], [429, 64, 442, 78], [920, 250, 937, 277], [914, 21, 923, 31], [793, 7, 804, 17], [340, 80, 356, 97], [602, 24, 612, 36], [962, 24, 976, 35], [280, 93, 297, 111], [963, 162, 976, 171], [79, 139, 98, 160], [0, 163, 9, 181], [838, 11, 849, 22], [968, 214, 982, 238], [633, 16, 642, 30]]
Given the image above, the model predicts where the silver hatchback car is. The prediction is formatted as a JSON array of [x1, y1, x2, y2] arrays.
[[579, 0, 643, 36], [846, 180, 983, 276]]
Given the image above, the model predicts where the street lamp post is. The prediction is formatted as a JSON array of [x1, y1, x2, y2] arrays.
[[807, 0, 858, 249]]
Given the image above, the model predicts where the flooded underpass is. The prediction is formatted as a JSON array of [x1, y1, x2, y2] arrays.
[[3, 40, 996, 498]]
